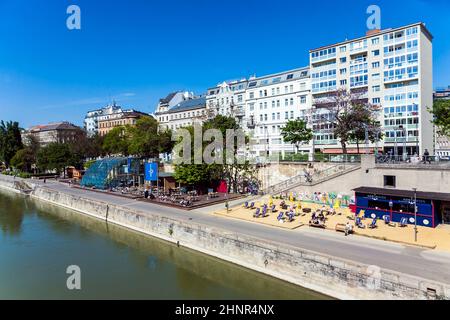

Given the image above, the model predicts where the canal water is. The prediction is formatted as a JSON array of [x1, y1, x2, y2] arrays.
[[0, 189, 329, 299]]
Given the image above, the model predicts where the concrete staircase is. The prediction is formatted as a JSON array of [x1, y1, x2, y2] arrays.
[[261, 163, 361, 195], [13, 180, 34, 194]]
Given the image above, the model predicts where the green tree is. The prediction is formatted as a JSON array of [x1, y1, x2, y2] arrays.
[[280, 119, 313, 153], [430, 99, 450, 136], [0, 121, 23, 167], [102, 126, 130, 156], [10, 148, 35, 173], [37, 143, 72, 176], [128, 116, 173, 158], [173, 115, 257, 193]]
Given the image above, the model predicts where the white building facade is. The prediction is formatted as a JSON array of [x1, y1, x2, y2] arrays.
[[244, 67, 311, 158], [206, 79, 248, 128], [309, 23, 434, 156], [434, 87, 450, 158], [84, 104, 122, 137], [156, 96, 207, 131]]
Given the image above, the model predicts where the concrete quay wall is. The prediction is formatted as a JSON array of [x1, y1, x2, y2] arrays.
[[1, 176, 449, 300]]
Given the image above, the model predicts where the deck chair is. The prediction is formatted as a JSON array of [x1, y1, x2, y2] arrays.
[[355, 217, 365, 229], [399, 217, 408, 227], [357, 210, 366, 220], [243, 201, 249, 209], [288, 212, 295, 222], [270, 204, 277, 213], [253, 208, 261, 218], [368, 218, 377, 229], [277, 212, 284, 222], [249, 202, 255, 209], [262, 206, 269, 218], [383, 215, 390, 224]]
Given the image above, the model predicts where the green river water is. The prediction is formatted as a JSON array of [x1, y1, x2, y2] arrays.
[[0, 189, 329, 299]]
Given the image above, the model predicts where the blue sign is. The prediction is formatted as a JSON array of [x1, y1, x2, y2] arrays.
[[144, 162, 158, 181], [127, 158, 132, 173]]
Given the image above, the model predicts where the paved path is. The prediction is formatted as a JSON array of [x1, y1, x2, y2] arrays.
[[27, 179, 450, 284]]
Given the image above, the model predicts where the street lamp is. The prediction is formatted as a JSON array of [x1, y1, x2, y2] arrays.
[[413, 187, 418, 242]]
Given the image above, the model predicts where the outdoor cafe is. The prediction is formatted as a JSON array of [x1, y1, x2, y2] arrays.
[[353, 187, 450, 228]]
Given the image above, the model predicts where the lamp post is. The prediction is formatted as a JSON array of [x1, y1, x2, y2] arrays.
[[413, 187, 418, 242]]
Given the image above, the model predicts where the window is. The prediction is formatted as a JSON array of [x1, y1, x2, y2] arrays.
[[384, 175, 396, 188], [372, 37, 380, 45], [340, 57, 347, 63], [372, 62, 380, 68], [300, 96, 306, 104], [372, 50, 380, 57], [290, 111, 294, 119], [373, 97, 381, 104], [340, 79, 347, 86], [340, 68, 347, 75], [372, 85, 380, 92], [340, 46, 347, 53], [285, 112, 289, 119]]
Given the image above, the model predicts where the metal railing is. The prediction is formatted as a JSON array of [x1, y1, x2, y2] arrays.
[[375, 154, 449, 164], [261, 163, 359, 195]]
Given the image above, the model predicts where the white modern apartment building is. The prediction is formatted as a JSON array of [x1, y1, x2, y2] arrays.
[[244, 67, 311, 158], [309, 22, 434, 156], [206, 79, 248, 128]]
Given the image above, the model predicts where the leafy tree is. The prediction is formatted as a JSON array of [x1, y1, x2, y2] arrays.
[[102, 126, 130, 156], [430, 99, 450, 136], [173, 115, 257, 193], [348, 104, 383, 153], [128, 116, 173, 158], [0, 121, 23, 167], [314, 89, 380, 154], [10, 148, 35, 173], [281, 119, 313, 153], [37, 143, 72, 176]]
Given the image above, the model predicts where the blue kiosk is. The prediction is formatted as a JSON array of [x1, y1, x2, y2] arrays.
[[354, 187, 450, 228]]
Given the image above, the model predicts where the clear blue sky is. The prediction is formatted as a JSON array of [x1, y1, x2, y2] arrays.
[[1, 0, 449, 128]]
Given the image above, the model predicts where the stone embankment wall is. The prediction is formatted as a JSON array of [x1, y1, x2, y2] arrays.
[[1, 175, 449, 300]]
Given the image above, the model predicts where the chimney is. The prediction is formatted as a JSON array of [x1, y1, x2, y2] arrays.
[[366, 29, 381, 36]]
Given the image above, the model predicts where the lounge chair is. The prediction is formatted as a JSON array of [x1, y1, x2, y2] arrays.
[[368, 218, 377, 229], [243, 201, 249, 209], [277, 212, 284, 222], [399, 217, 408, 227], [249, 202, 255, 209], [262, 207, 269, 218], [270, 204, 277, 213], [358, 210, 366, 220], [253, 208, 261, 218], [288, 212, 295, 222], [355, 217, 365, 229], [383, 215, 390, 224]]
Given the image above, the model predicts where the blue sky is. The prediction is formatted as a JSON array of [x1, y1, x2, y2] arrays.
[[1, 0, 450, 128]]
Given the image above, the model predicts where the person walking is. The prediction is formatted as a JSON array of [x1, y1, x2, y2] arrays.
[[423, 149, 431, 164], [345, 221, 353, 236]]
